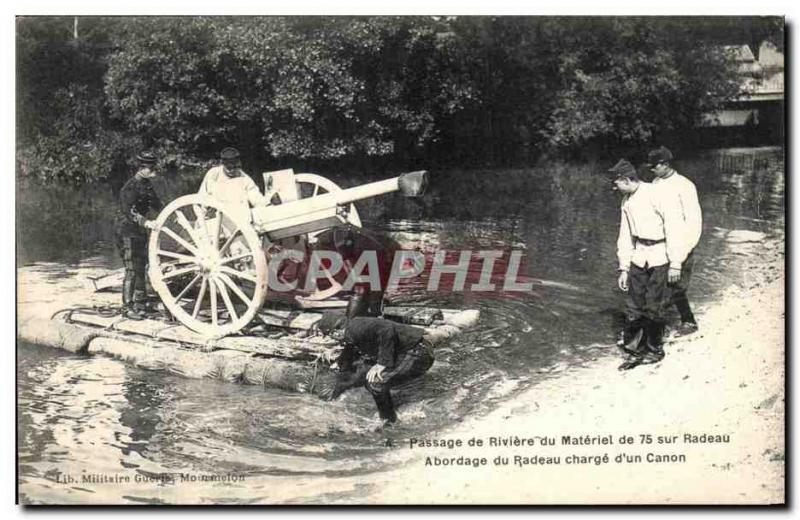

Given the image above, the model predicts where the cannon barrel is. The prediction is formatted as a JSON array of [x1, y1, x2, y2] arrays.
[[252, 171, 427, 240]]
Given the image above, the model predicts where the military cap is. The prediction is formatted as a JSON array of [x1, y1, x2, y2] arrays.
[[647, 146, 674, 165], [315, 312, 347, 336], [136, 151, 157, 165], [220, 147, 240, 161], [607, 159, 638, 179]]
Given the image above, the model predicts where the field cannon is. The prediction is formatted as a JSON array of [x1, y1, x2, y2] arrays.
[[147, 169, 427, 337]]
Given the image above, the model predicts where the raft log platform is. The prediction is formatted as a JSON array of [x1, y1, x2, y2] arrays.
[[18, 265, 479, 395]]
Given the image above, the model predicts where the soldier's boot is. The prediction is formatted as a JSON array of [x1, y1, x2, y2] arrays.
[[640, 323, 666, 365], [672, 320, 699, 338], [122, 274, 137, 316], [370, 388, 398, 424], [127, 288, 149, 319], [616, 326, 646, 357]]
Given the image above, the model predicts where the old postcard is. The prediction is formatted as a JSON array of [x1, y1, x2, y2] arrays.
[[15, 15, 785, 504]]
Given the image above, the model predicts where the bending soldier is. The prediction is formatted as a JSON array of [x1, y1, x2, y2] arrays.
[[315, 314, 435, 424], [115, 151, 168, 318]]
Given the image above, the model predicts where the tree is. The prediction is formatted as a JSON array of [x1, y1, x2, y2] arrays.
[[102, 16, 480, 169], [16, 16, 130, 184], [447, 18, 742, 156]]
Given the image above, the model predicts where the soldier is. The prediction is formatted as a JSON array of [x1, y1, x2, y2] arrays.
[[647, 146, 702, 337], [199, 147, 270, 223], [115, 151, 168, 318], [314, 313, 435, 425], [610, 159, 683, 370]]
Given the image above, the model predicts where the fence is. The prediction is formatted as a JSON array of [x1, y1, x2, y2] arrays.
[[711, 147, 784, 174]]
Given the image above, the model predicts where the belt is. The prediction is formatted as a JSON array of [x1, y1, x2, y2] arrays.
[[634, 237, 665, 246]]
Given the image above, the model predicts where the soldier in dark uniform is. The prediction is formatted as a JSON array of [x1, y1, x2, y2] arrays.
[[115, 151, 169, 317], [315, 314, 435, 424]]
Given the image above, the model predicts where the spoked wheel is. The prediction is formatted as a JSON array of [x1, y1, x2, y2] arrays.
[[294, 173, 362, 234], [294, 225, 396, 308], [295, 226, 359, 303], [148, 194, 268, 337], [290, 175, 361, 304]]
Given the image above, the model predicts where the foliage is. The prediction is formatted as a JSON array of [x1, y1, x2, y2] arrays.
[[101, 16, 480, 168], [538, 19, 742, 151], [16, 16, 130, 183], [16, 15, 775, 184]]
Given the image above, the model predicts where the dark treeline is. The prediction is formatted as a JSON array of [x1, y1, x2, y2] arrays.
[[16, 16, 782, 187]]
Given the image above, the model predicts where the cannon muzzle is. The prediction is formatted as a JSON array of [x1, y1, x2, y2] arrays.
[[397, 170, 428, 197]]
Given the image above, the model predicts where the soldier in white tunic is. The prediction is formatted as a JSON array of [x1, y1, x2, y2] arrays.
[[647, 146, 703, 337], [199, 147, 270, 224], [611, 159, 685, 370]]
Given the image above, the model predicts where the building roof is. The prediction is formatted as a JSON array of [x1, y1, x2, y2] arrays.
[[758, 41, 784, 68], [723, 44, 756, 62]]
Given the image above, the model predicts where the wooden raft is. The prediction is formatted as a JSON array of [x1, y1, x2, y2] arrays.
[[63, 306, 480, 361]]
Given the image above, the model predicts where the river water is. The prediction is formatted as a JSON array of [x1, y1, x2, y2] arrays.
[[17, 149, 785, 503]]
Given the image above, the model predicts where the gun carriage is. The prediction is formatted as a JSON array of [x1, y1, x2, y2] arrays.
[[147, 169, 427, 337]]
